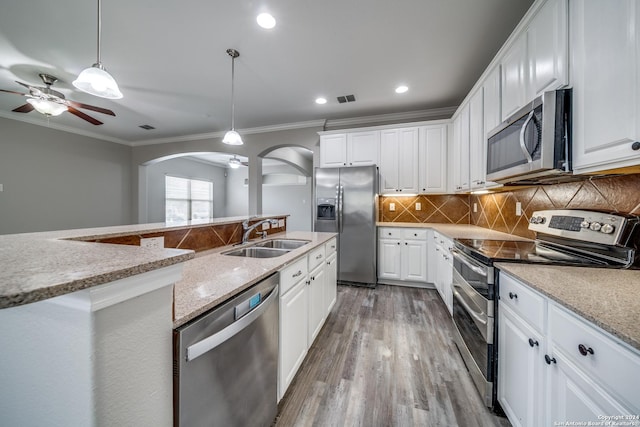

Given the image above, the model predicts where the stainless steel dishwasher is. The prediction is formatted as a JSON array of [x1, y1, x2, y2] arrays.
[[173, 273, 279, 427]]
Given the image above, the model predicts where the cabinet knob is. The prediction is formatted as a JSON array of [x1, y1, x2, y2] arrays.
[[578, 344, 594, 356], [632, 141, 640, 151], [343, 163, 347, 165], [414, 233, 417, 236], [405, 242, 408, 245], [508, 292, 518, 300], [397, 242, 400, 245], [388, 232, 392, 236], [528, 338, 539, 348], [544, 354, 557, 365]]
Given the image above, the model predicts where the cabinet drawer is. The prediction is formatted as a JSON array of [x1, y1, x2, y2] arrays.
[[308, 246, 326, 270], [403, 229, 427, 240], [498, 272, 546, 333], [549, 302, 640, 411], [325, 238, 337, 256], [379, 227, 402, 239], [280, 256, 308, 295]]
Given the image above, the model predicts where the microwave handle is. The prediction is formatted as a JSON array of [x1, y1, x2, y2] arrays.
[[519, 110, 535, 163]]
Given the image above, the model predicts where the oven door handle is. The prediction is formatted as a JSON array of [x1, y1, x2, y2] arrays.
[[453, 285, 487, 326], [451, 249, 487, 277]]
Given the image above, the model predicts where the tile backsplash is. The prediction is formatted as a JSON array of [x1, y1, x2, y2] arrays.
[[379, 174, 640, 239]]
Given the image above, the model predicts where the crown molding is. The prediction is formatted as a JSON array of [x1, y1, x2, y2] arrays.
[[324, 107, 457, 129]]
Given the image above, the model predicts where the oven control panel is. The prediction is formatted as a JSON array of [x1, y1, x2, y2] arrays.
[[529, 209, 629, 245]]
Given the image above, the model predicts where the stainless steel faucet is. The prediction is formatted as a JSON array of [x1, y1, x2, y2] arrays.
[[242, 218, 279, 243]]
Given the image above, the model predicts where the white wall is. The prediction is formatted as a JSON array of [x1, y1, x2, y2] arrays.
[[224, 167, 249, 217], [0, 118, 132, 235], [144, 157, 228, 222]]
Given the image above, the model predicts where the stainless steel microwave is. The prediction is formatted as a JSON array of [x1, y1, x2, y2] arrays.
[[486, 89, 572, 184]]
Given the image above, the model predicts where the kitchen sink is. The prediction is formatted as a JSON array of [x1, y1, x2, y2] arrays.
[[253, 239, 310, 250], [222, 246, 291, 258]]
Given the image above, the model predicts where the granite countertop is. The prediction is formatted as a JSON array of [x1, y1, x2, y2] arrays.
[[497, 263, 640, 352], [0, 216, 286, 309], [377, 222, 530, 241], [173, 231, 337, 328]]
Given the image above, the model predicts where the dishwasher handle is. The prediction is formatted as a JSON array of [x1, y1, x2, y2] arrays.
[[186, 284, 279, 362]]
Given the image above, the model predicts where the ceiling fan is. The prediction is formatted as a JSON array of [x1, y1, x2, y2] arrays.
[[0, 73, 115, 125]]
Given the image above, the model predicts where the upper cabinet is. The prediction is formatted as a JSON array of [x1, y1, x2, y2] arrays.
[[469, 88, 486, 190], [501, 0, 568, 121], [451, 104, 470, 192], [483, 65, 502, 137], [419, 124, 448, 194], [319, 131, 379, 168], [571, 0, 640, 173], [379, 127, 420, 194]]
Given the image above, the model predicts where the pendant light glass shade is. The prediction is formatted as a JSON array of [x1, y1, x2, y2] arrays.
[[73, 0, 123, 99], [228, 156, 242, 168], [73, 63, 122, 99], [223, 49, 243, 145], [27, 98, 68, 116]]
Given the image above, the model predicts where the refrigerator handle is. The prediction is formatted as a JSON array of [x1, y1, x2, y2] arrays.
[[338, 185, 344, 233]]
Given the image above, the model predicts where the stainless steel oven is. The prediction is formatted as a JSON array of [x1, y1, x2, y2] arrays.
[[450, 248, 496, 408]]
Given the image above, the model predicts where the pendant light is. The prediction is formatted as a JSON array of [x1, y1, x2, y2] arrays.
[[228, 155, 242, 169], [73, 0, 123, 99], [222, 49, 243, 145]]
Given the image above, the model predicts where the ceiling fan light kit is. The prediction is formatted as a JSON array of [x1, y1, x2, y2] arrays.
[[26, 98, 67, 116], [73, 0, 123, 100], [222, 48, 243, 145], [228, 155, 242, 168]]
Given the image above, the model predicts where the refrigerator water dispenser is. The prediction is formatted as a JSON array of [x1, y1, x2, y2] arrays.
[[316, 198, 336, 220]]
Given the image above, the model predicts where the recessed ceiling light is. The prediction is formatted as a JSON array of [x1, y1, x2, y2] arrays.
[[257, 13, 276, 29], [315, 97, 327, 105], [395, 85, 409, 94]]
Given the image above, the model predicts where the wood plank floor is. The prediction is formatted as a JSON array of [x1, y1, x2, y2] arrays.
[[275, 284, 511, 427]]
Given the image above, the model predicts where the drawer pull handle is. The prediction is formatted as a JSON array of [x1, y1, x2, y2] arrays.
[[578, 344, 594, 356], [316, 254, 323, 260], [509, 292, 518, 300], [544, 355, 557, 365], [632, 141, 640, 151], [292, 270, 303, 278], [414, 233, 417, 236], [528, 338, 539, 348]]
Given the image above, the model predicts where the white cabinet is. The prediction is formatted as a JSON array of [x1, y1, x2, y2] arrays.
[[379, 127, 420, 194], [498, 302, 545, 427], [307, 246, 326, 344], [497, 271, 640, 426], [319, 131, 379, 168], [483, 65, 502, 138], [501, 0, 568, 121], [451, 105, 470, 192], [469, 89, 486, 190], [324, 239, 337, 315], [433, 232, 454, 315], [378, 227, 428, 285], [419, 124, 448, 194], [570, 0, 640, 173]]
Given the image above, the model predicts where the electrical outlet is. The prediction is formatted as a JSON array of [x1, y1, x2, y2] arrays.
[[473, 202, 478, 213], [0, 184, 3, 192], [515, 202, 522, 216], [262, 222, 271, 230], [140, 236, 164, 248], [415, 202, 421, 211], [278, 219, 285, 228], [390, 203, 396, 212]]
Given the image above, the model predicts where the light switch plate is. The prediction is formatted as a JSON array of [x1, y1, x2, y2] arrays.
[[390, 203, 396, 212], [278, 219, 285, 227], [415, 202, 421, 211], [262, 222, 271, 230], [140, 236, 164, 248], [473, 203, 478, 213], [0, 184, 3, 192], [515, 202, 522, 216]]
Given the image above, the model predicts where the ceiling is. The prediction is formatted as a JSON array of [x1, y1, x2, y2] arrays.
[[0, 0, 534, 145]]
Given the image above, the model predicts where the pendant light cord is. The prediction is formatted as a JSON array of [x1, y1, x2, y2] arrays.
[[96, 0, 102, 65], [230, 53, 235, 131]]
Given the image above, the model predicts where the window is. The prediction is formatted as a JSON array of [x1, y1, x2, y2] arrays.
[[165, 176, 213, 222]]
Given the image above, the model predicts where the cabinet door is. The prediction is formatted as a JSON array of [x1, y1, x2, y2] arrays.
[[401, 240, 427, 282], [451, 105, 470, 192], [279, 280, 309, 399], [527, 0, 568, 97], [378, 238, 401, 280], [397, 127, 420, 193], [427, 231, 437, 285], [419, 125, 447, 194], [498, 303, 544, 427], [469, 89, 486, 189], [348, 131, 379, 166], [379, 130, 400, 193], [320, 134, 348, 167], [308, 264, 326, 344], [325, 252, 337, 315], [571, 0, 640, 173], [501, 36, 528, 121], [545, 348, 630, 425], [484, 65, 502, 137]]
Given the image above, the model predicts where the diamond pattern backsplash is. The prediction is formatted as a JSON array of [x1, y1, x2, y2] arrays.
[[379, 195, 470, 224]]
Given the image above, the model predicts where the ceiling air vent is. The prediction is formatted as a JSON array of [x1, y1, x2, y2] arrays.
[[139, 124, 155, 130], [337, 94, 356, 104]]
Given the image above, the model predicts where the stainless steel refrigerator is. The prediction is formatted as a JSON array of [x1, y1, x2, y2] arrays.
[[314, 165, 378, 286]]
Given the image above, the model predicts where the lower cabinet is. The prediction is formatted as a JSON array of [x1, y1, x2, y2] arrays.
[[497, 271, 640, 426], [433, 231, 454, 315], [278, 238, 338, 401], [378, 227, 428, 286]]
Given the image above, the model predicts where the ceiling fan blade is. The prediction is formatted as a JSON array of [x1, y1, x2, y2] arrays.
[[0, 89, 27, 96], [15, 81, 33, 90], [65, 100, 115, 116], [12, 103, 35, 113], [67, 107, 103, 125]]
